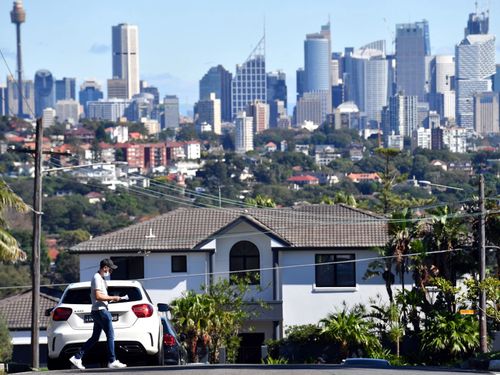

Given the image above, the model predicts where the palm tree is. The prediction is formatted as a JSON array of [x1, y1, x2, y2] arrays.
[[420, 312, 479, 363], [0, 179, 28, 262], [319, 305, 381, 359]]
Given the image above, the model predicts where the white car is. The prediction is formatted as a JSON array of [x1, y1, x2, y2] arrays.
[[46, 280, 166, 369]]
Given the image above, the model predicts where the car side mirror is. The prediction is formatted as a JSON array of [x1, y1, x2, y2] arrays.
[[157, 303, 170, 312], [45, 307, 54, 317]]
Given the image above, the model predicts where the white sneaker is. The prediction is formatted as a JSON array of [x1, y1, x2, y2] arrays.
[[108, 359, 127, 368], [69, 355, 85, 370]]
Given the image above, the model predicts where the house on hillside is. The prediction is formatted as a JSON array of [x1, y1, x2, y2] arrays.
[[70, 204, 390, 359], [0, 288, 61, 366]]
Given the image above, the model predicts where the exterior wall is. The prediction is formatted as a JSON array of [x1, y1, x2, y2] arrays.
[[142, 252, 208, 304], [79, 252, 209, 305], [279, 249, 388, 328], [212, 221, 274, 302]]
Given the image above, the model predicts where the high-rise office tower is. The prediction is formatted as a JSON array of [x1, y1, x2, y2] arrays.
[[296, 68, 305, 100], [140, 81, 160, 106], [350, 42, 389, 128], [267, 71, 287, 127], [246, 100, 269, 133], [235, 111, 254, 153], [7, 76, 33, 117], [107, 78, 128, 99], [395, 20, 430, 101], [163, 95, 179, 130], [493, 64, 500, 93], [56, 99, 80, 124], [474, 91, 499, 134], [79, 80, 103, 117], [112, 23, 140, 99], [0, 85, 6, 116], [55, 77, 76, 101], [199, 65, 232, 122], [34, 70, 55, 117], [304, 23, 332, 114], [455, 33, 495, 128], [232, 37, 266, 119], [387, 93, 418, 138], [429, 55, 455, 120], [295, 91, 329, 126], [42, 107, 56, 128], [196, 93, 221, 135], [10, 1, 26, 118], [465, 9, 489, 36]]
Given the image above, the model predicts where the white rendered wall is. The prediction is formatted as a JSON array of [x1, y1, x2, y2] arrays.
[[213, 221, 274, 302], [279, 249, 389, 329]]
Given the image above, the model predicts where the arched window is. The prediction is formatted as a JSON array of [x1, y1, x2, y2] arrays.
[[229, 241, 260, 285]]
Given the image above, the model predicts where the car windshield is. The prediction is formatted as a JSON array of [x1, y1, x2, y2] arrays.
[[62, 286, 143, 304]]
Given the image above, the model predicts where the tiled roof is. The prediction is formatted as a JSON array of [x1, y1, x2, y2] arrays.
[[0, 289, 61, 330], [71, 204, 389, 253]]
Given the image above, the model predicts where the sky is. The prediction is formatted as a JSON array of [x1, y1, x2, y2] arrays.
[[0, 0, 499, 115]]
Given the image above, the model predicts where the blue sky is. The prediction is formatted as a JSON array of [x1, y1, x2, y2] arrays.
[[0, 0, 498, 114]]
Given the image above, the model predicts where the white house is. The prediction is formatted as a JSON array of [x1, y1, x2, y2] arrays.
[[71, 204, 390, 355]]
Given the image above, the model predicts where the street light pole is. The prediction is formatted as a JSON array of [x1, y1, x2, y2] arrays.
[[31, 118, 43, 370], [479, 174, 487, 353]]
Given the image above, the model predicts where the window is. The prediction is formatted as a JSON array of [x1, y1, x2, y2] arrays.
[[110, 256, 144, 280], [229, 241, 260, 285], [171, 255, 187, 273], [315, 254, 355, 287]]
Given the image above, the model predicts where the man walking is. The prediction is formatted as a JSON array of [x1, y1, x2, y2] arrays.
[[69, 258, 127, 369]]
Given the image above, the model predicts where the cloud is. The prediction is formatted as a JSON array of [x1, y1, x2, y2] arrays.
[[89, 43, 110, 54]]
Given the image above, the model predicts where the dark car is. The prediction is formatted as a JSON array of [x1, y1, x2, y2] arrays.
[[342, 358, 391, 368], [161, 316, 188, 365]]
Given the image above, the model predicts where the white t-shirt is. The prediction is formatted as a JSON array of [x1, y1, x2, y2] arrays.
[[90, 272, 108, 311]]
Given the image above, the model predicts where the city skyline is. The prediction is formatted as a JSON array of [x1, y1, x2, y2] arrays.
[[0, 0, 499, 115]]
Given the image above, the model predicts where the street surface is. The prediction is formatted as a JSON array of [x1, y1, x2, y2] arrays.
[[18, 364, 498, 375]]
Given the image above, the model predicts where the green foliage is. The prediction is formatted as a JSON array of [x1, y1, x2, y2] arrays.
[[170, 276, 266, 364], [0, 264, 30, 298], [319, 304, 381, 359], [262, 356, 288, 364], [245, 195, 276, 208], [0, 314, 12, 362], [420, 313, 479, 364]]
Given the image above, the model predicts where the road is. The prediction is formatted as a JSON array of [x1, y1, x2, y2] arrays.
[[18, 364, 498, 375]]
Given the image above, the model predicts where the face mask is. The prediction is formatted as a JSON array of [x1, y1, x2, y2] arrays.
[[103, 271, 110, 277]]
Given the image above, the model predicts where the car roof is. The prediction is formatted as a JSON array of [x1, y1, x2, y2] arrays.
[[66, 280, 143, 289]]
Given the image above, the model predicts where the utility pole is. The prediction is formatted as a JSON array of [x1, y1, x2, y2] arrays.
[[10, 119, 71, 369], [31, 117, 43, 369], [479, 174, 487, 353]]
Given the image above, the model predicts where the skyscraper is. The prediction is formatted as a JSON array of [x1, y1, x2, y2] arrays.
[[296, 68, 305, 100], [429, 55, 455, 120], [79, 80, 103, 117], [246, 100, 269, 133], [163, 95, 179, 130], [474, 91, 499, 134], [304, 23, 332, 113], [266, 71, 287, 127], [34, 69, 55, 117], [199, 65, 232, 122], [7, 76, 34, 117], [0, 85, 6, 116], [455, 33, 495, 128], [235, 111, 254, 153], [112, 23, 140, 99], [55, 77, 76, 101], [196, 93, 221, 135], [232, 36, 266, 119], [465, 9, 489, 36], [395, 20, 430, 100], [387, 93, 418, 138], [350, 42, 389, 127]]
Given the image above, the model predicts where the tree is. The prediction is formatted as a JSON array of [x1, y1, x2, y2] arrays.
[[170, 276, 266, 363], [245, 195, 276, 208], [0, 315, 12, 362], [420, 312, 479, 364], [0, 179, 28, 261], [319, 304, 381, 359]]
